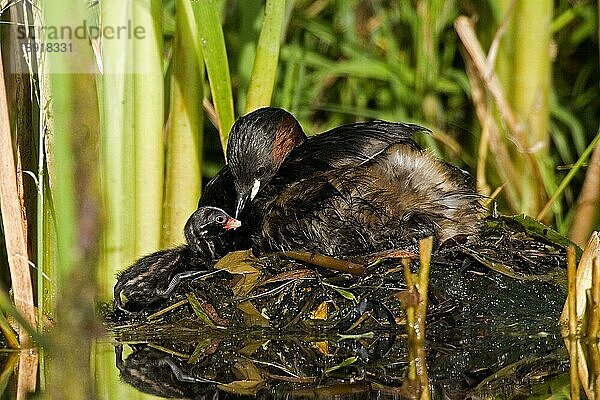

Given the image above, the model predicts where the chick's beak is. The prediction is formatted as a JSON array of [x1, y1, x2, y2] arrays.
[[225, 217, 242, 230]]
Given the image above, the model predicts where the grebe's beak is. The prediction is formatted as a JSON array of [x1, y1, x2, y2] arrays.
[[235, 194, 249, 218], [235, 178, 261, 217], [225, 217, 242, 230]]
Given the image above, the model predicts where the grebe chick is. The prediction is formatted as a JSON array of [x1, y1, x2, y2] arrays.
[[113, 207, 240, 312]]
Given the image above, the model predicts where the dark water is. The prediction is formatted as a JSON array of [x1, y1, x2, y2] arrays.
[[102, 326, 568, 399]]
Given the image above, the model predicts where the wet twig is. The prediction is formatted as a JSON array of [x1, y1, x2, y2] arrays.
[[279, 251, 365, 276]]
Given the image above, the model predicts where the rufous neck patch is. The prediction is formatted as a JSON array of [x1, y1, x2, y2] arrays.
[[272, 115, 306, 166]]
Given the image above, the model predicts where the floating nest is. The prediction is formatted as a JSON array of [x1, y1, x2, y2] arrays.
[[106, 215, 571, 399]]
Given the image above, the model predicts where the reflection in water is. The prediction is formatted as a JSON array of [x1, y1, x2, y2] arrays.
[[112, 330, 567, 399], [110, 285, 566, 400], [113, 332, 414, 399], [116, 345, 219, 398]]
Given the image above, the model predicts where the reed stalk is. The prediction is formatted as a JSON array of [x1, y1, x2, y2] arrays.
[[593, 257, 600, 399], [192, 0, 235, 152], [399, 239, 432, 399], [511, 0, 553, 216], [39, 2, 102, 398], [416, 237, 432, 399], [0, 41, 35, 344], [567, 246, 580, 399], [244, 0, 287, 114], [588, 257, 600, 341], [32, 8, 47, 329], [162, 0, 204, 247], [41, 1, 80, 291], [133, 0, 164, 258], [537, 128, 600, 221], [588, 256, 600, 399], [401, 257, 417, 382], [456, 6, 560, 222], [22, 0, 50, 327], [99, 0, 136, 298], [32, 2, 52, 388]]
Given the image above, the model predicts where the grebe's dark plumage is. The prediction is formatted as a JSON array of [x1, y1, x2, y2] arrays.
[[225, 107, 423, 218], [194, 107, 484, 256], [256, 144, 483, 255], [114, 207, 240, 312], [198, 166, 237, 215]]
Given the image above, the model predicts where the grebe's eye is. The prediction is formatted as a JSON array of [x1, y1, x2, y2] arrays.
[[256, 166, 267, 177], [215, 215, 226, 224]]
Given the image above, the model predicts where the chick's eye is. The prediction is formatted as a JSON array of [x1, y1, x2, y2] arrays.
[[256, 166, 267, 177], [215, 215, 226, 224]]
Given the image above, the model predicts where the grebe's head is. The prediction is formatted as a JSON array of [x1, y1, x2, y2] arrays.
[[226, 107, 306, 217]]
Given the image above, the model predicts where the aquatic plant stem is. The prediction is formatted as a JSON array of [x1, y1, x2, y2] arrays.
[[512, 0, 553, 215], [279, 251, 365, 276], [245, 0, 287, 114], [401, 258, 417, 382], [398, 238, 432, 397], [33, 1, 51, 390], [35, 41, 48, 392], [162, 0, 204, 247], [192, 0, 235, 153], [589, 257, 600, 399], [456, 16, 522, 208], [567, 246, 580, 399], [537, 128, 600, 221], [100, 0, 136, 298], [133, 0, 164, 257], [416, 237, 432, 399], [589, 257, 600, 341]]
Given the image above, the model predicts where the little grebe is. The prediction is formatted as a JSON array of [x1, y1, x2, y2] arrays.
[[193, 107, 483, 256]]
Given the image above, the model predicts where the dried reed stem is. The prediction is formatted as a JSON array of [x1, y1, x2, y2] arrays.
[[279, 251, 365, 276], [0, 44, 35, 346], [592, 257, 600, 400], [569, 142, 600, 247], [454, 16, 524, 148], [401, 257, 417, 382]]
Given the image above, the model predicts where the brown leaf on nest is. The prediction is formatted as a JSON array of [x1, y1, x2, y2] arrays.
[[214, 250, 261, 296]]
